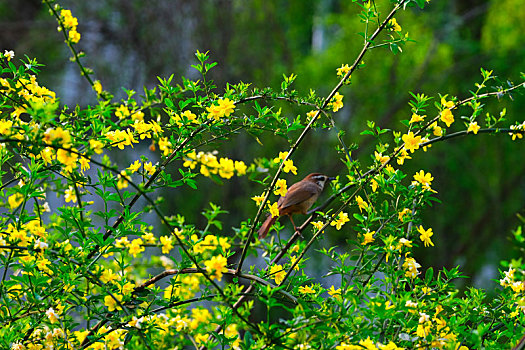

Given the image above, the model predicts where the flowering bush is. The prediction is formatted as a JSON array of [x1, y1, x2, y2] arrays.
[[1, 1, 524, 349]]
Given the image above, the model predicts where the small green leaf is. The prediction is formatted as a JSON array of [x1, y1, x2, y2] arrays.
[[425, 267, 434, 284]]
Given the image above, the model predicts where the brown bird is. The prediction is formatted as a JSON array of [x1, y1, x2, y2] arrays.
[[258, 173, 334, 239]]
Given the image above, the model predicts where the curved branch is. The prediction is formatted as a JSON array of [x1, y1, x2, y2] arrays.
[[134, 267, 297, 304]]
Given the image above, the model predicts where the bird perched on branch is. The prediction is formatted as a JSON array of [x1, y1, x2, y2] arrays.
[[258, 173, 334, 239]]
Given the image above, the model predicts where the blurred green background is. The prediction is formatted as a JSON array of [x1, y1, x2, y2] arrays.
[[4, 0, 524, 290]]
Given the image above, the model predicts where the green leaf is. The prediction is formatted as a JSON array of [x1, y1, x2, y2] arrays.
[[353, 213, 364, 222], [425, 267, 434, 284]]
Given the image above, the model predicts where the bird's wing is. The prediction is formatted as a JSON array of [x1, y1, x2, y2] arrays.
[[279, 182, 318, 210]]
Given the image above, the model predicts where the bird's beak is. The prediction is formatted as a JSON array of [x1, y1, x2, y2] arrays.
[[328, 176, 336, 182]]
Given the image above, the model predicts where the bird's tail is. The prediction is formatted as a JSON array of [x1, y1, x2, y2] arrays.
[[258, 214, 277, 239]]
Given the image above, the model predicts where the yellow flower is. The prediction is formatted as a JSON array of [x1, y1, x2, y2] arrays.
[[311, 221, 325, 233], [117, 174, 128, 189], [206, 104, 222, 120], [389, 18, 402, 32], [269, 202, 280, 218], [104, 294, 123, 312], [269, 264, 286, 285], [132, 120, 153, 139], [194, 334, 209, 345], [289, 255, 300, 270], [36, 258, 51, 273], [398, 238, 413, 250], [385, 164, 395, 174], [143, 162, 156, 175], [217, 97, 235, 117], [336, 343, 362, 350], [337, 64, 351, 77], [356, 195, 369, 212], [0, 119, 13, 135], [330, 212, 350, 230], [115, 237, 129, 248], [64, 186, 77, 203], [68, 29, 81, 43], [359, 337, 377, 349], [60, 9, 78, 28], [74, 329, 90, 344], [402, 132, 422, 153], [396, 147, 411, 165], [412, 170, 434, 190], [56, 148, 78, 171], [273, 151, 288, 163], [371, 178, 379, 192], [193, 234, 228, 254], [362, 231, 375, 245], [234, 160, 247, 175], [403, 256, 421, 278], [115, 105, 130, 119], [128, 238, 144, 257], [183, 150, 197, 169], [398, 208, 411, 222], [375, 151, 389, 165], [121, 282, 135, 295], [190, 308, 212, 330], [181, 110, 198, 124], [204, 254, 228, 281], [283, 159, 297, 174], [218, 158, 235, 179], [379, 341, 403, 350], [172, 111, 196, 126], [43, 127, 72, 145], [431, 121, 443, 136], [306, 110, 317, 120], [100, 268, 119, 284], [93, 80, 102, 95], [440, 108, 454, 127], [298, 285, 315, 294], [39, 147, 54, 165], [417, 225, 434, 247], [331, 92, 344, 112], [79, 155, 90, 172], [328, 285, 341, 297], [510, 124, 524, 140], [131, 110, 144, 121], [158, 137, 172, 156], [274, 179, 288, 197], [207, 98, 235, 120], [409, 113, 425, 124], [160, 235, 173, 254], [164, 284, 178, 300], [252, 194, 265, 206], [467, 122, 480, 134], [441, 97, 455, 109], [8, 193, 24, 209], [127, 160, 141, 173], [89, 139, 104, 154]]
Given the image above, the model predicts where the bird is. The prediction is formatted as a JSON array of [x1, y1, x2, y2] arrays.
[[258, 173, 334, 239]]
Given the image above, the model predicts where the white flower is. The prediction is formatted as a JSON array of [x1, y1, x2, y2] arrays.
[[46, 307, 59, 323], [4, 50, 14, 61], [405, 300, 418, 308], [418, 312, 430, 324], [34, 240, 49, 250]]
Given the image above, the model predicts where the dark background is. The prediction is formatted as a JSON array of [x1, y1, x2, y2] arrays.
[[4, 0, 524, 290]]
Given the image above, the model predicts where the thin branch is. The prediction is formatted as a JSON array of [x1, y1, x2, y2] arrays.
[[134, 267, 297, 304]]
